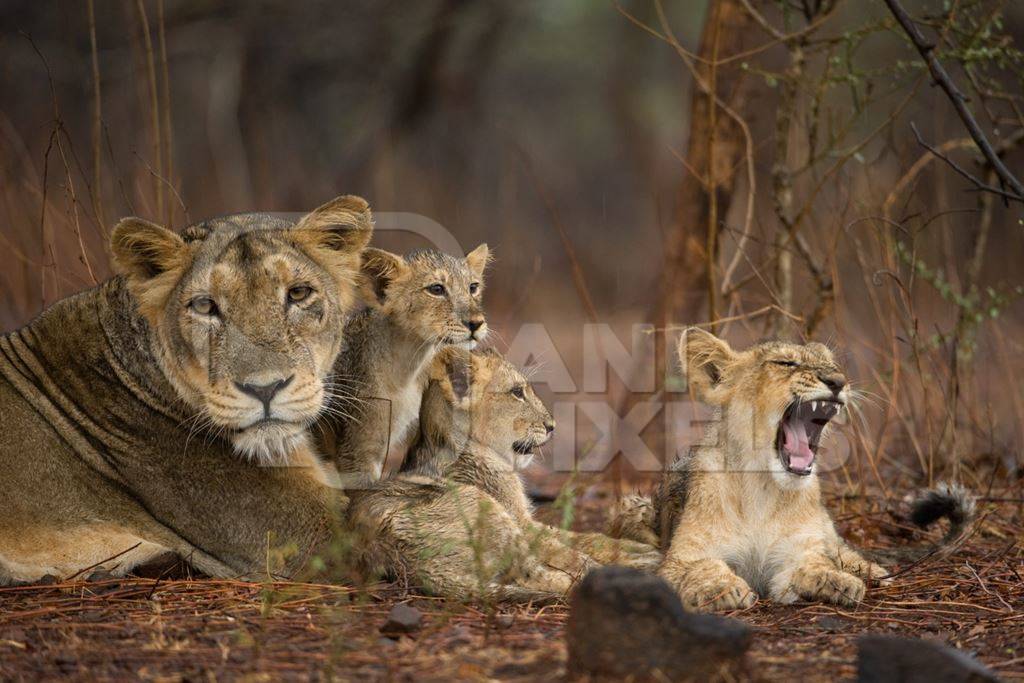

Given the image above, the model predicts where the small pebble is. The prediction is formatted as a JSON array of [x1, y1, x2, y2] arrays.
[[380, 603, 422, 636]]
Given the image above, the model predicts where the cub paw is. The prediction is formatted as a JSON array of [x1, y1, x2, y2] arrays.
[[678, 575, 757, 612], [794, 568, 865, 607], [862, 562, 891, 585]]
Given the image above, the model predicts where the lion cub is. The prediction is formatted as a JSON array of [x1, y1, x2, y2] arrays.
[[317, 245, 490, 488], [612, 329, 886, 611], [403, 348, 661, 571], [346, 348, 658, 602]]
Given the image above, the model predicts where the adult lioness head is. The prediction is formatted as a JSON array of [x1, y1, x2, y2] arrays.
[[680, 328, 849, 487], [428, 347, 555, 469], [111, 195, 373, 463]]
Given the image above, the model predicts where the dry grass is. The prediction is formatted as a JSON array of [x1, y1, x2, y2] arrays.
[[1, 489, 1020, 682]]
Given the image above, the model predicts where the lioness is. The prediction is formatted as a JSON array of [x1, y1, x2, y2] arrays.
[[610, 329, 974, 611], [0, 196, 371, 583], [317, 245, 490, 488], [347, 348, 657, 601]]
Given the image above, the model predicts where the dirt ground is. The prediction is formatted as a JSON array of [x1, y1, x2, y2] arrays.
[[1, 487, 1021, 682]]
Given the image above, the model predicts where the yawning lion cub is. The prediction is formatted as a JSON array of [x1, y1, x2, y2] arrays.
[[613, 329, 887, 611]]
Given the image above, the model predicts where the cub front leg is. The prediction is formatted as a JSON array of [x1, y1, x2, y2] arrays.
[[774, 552, 866, 607], [831, 543, 889, 584], [659, 556, 756, 612], [525, 525, 599, 578], [550, 527, 662, 571]]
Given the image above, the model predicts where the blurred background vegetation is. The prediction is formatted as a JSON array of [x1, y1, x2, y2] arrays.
[[1, 0, 1022, 491]]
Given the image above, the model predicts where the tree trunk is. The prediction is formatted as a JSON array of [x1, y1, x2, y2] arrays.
[[660, 0, 754, 332]]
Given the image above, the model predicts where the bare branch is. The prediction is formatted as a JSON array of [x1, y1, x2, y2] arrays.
[[909, 123, 1023, 202], [883, 0, 1024, 203]]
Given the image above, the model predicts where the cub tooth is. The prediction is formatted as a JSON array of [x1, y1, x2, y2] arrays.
[[812, 401, 819, 411]]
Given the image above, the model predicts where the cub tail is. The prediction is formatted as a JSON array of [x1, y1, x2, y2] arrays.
[[875, 482, 977, 566], [909, 482, 976, 553]]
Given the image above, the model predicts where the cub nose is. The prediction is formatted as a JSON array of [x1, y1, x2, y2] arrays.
[[235, 375, 294, 412], [463, 319, 484, 334], [819, 373, 846, 395], [544, 420, 556, 435]]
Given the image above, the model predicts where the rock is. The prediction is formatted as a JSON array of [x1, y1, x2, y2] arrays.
[[85, 569, 114, 583], [494, 613, 515, 629], [566, 566, 752, 681], [380, 603, 422, 637], [813, 616, 846, 633], [857, 635, 999, 682]]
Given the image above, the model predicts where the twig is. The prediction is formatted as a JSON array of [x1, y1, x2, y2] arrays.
[[134, 0, 165, 219], [908, 123, 1021, 202], [86, 0, 105, 233], [883, 0, 1024, 203]]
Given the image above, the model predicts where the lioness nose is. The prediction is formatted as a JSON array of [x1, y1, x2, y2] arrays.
[[463, 319, 484, 334], [544, 420, 555, 434], [819, 373, 846, 395], [236, 375, 294, 411]]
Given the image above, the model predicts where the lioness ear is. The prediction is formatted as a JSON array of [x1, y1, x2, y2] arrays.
[[679, 327, 736, 403], [359, 248, 409, 305], [292, 194, 373, 256], [111, 217, 189, 281], [465, 243, 491, 280]]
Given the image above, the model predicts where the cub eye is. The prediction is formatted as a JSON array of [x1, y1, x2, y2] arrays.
[[469, 282, 480, 295], [510, 385, 525, 400], [425, 283, 447, 297], [189, 297, 219, 317], [771, 360, 799, 368], [287, 285, 313, 304]]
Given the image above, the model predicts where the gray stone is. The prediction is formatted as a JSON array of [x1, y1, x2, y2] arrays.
[[380, 603, 423, 636], [566, 566, 752, 681], [857, 635, 999, 682]]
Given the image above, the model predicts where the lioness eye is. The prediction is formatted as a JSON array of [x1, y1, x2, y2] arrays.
[[469, 282, 480, 295], [189, 297, 218, 316], [426, 283, 447, 296], [772, 360, 799, 368], [287, 285, 313, 304], [511, 385, 525, 400]]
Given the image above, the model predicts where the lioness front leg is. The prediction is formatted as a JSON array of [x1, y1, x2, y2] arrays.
[[660, 556, 756, 612], [774, 552, 865, 607]]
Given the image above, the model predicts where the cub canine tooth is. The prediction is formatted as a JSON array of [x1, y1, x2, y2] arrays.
[[812, 401, 819, 411]]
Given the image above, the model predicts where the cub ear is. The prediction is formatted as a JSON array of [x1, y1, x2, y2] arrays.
[[678, 327, 736, 403], [434, 347, 474, 404], [110, 217, 189, 281], [359, 248, 409, 305], [292, 194, 373, 256], [465, 243, 491, 280]]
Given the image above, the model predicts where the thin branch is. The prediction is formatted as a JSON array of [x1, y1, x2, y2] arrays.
[[883, 0, 1024, 202], [909, 123, 1022, 202]]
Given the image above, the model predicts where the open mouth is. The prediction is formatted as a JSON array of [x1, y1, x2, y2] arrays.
[[775, 399, 842, 476]]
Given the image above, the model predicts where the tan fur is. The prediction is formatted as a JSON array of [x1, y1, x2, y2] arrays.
[[613, 329, 884, 611], [346, 349, 659, 602], [0, 196, 371, 584], [316, 245, 490, 488]]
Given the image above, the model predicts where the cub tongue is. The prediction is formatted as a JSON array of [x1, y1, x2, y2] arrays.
[[782, 417, 815, 471]]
